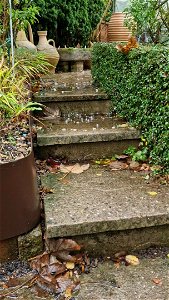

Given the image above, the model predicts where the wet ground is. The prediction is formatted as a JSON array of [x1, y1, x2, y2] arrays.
[[0, 247, 168, 300]]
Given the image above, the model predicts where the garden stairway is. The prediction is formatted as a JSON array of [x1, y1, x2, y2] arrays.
[[34, 71, 169, 255], [34, 70, 140, 160]]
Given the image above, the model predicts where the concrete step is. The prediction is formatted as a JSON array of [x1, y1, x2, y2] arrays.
[[34, 85, 111, 115], [34, 71, 111, 115], [36, 116, 140, 160], [41, 165, 169, 255]]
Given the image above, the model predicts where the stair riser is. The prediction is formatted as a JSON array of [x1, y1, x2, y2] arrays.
[[47, 224, 169, 257], [36, 139, 140, 160], [38, 100, 111, 115]]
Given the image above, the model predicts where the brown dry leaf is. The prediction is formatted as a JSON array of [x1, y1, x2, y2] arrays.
[[129, 161, 140, 170], [55, 239, 81, 252], [147, 191, 158, 196], [48, 239, 81, 263], [109, 161, 128, 171], [48, 262, 66, 276], [140, 163, 150, 172], [114, 251, 127, 259], [56, 251, 78, 263], [56, 274, 72, 292], [114, 262, 120, 269], [125, 255, 140, 266], [41, 186, 54, 194], [6, 277, 20, 288], [152, 278, 162, 285], [29, 252, 50, 272], [60, 163, 89, 174]]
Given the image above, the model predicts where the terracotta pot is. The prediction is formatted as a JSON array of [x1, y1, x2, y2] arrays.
[[108, 13, 131, 42], [0, 132, 40, 240], [37, 31, 60, 73], [16, 30, 37, 51]]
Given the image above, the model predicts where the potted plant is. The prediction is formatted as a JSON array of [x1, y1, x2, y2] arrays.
[[0, 49, 49, 240]]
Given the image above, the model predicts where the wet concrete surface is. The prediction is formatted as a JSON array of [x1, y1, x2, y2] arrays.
[[41, 166, 169, 238], [0, 256, 168, 300], [76, 257, 169, 300]]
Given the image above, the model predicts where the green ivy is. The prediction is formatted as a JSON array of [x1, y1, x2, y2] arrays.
[[92, 43, 169, 172]]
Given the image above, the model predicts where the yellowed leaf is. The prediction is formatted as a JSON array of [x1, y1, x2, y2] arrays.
[[125, 255, 139, 266], [147, 191, 157, 196], [66, 261, 75, 270], [65, 286, 72, 298]]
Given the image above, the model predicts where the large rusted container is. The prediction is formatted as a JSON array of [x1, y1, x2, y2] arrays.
[[108, 12, 131, 42], [0, 150, 40, 240]]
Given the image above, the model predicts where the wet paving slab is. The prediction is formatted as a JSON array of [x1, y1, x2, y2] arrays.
[[41, 166, 169, 238]]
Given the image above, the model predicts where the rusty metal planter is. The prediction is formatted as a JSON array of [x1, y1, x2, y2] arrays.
[[0, 149, 40, 240]]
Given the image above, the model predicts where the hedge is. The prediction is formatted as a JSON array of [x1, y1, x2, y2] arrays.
[[92, 43, 169, 172]]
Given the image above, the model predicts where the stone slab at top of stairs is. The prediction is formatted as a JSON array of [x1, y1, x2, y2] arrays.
[[34, 70, 108, 103], [41, 166, 169, 238]]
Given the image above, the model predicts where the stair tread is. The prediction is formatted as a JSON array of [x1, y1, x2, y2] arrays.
[[37, 117, 140, 146], [42, 167, 169, 238], [34, 86, 108, 102]]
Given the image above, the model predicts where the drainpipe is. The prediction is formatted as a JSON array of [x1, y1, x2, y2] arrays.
[[8, 0, 14, 68]]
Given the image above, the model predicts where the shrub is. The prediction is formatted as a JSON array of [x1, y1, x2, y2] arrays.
[[32, 0, 109, 47], [92, 42, 169, 172], [0, 49, 49, 121]]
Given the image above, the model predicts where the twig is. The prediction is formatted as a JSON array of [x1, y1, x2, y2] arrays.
[[58, 164, 77, 181], [0, 274, 37, 299]]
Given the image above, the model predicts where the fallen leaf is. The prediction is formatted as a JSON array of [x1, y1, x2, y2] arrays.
[[152, 278, 162, 285], [48, 262, 66, 276], [129, 161, 140, 170], [60, 163, 89, 174], [109, 161, 128, 171], [114, 262, 120, 269], [56, 274, 72, 292], [6, 277, 20, 288], [147, 191, 158, 196], [125, 255, 140, 266], [40, 186, 54, 194], [66, 262, 75, 270], [65, 286, 73, 298], [114, 251, 127, 259], [95, 158, 113, 165]]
